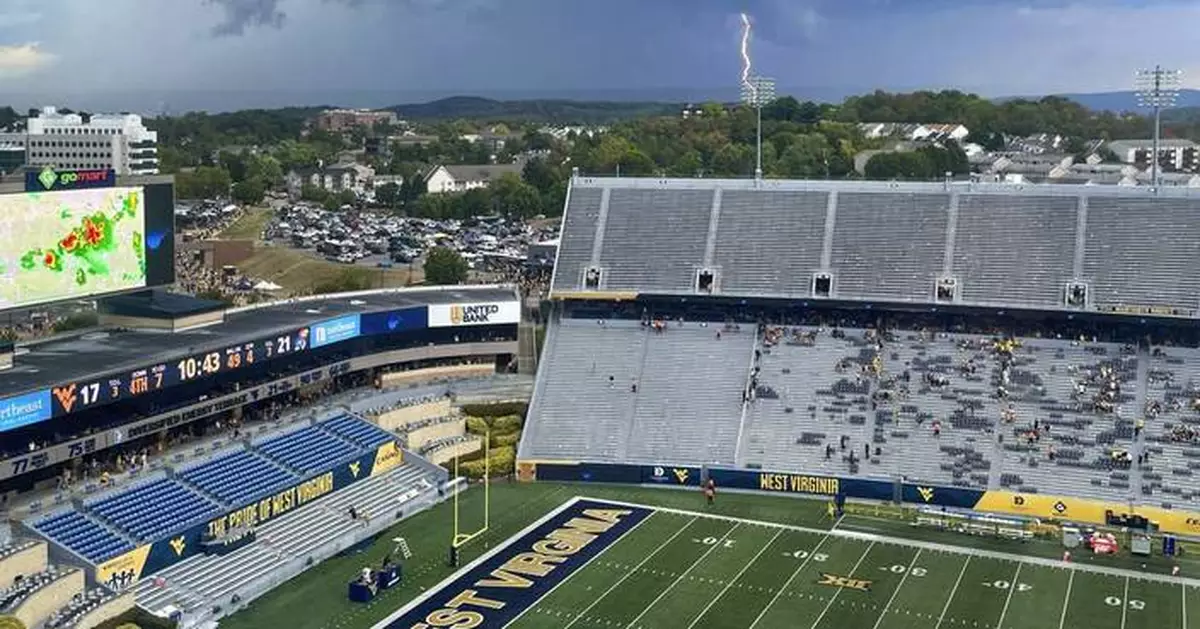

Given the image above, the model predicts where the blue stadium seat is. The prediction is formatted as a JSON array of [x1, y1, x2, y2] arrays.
[[87, 479, 220, 542], [32, 510, 134, 563], [256, 425, 359, 474], [319, 414, 397, 449], [179, 450, 298, 506]]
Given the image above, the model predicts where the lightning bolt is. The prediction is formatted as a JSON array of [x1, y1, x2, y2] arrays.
[[740, 12, 756, 100]]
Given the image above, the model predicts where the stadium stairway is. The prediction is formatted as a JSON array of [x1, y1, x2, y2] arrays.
[[133, 462, 436, 619]]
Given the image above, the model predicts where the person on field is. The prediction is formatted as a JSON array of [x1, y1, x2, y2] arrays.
[[703, 478, 716, 505]]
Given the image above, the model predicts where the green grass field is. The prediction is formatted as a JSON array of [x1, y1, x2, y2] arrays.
[[220, 483, 1200, 629]]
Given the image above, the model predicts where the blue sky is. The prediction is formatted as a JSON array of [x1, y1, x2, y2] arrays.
[[0, 0, 1196, 110]]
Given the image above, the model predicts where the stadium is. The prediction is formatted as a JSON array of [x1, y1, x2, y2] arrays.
[[4, 169, 1200, 629]]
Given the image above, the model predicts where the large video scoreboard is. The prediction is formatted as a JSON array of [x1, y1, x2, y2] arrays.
[[49, 327, 311, 416]]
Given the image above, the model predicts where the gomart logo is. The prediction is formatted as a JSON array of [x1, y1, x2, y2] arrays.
[[450, 304, 501, 325], [37, 166, 113, 190]]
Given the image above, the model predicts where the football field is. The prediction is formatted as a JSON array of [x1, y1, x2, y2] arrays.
[[383, 497, 1200, 629]]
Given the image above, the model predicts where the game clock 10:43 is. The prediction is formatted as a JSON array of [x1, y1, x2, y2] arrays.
[[49, 328, 309, 417]]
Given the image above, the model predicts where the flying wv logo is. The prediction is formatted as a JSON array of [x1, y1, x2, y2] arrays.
[[169, 536, 187, 557], [348, 461, 362, 478], [673, 468, 690, 484], [53, 384, 79, 413], [917, 486, 935, 503]]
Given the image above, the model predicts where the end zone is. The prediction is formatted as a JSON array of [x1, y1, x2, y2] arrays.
[[372, 497, 651, 629]]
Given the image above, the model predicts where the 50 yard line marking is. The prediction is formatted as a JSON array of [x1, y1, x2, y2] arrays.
[[747, 517, 842, 629], [685, 528, 783, 629], [809, 540, 877, 629], [622, 523, 742, 629], [996, 562, 1024, 629], [1120, 576, 1130, 629], [872, 548, 922, 629], [559, 516, 699, 629]]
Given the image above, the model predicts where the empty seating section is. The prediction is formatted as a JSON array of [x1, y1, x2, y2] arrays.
[[88, 479, 219, 542], [134, 464, 435, 617], [551, 187, 603, 292], [830, 193, 949, 300], [320, 414, 397, 448], [523, 319, 647, 460], [599, 189, 713, 293], [625, 324, 753, 465], [1142, 346, 1200, 509], [1084, 198, 1200, 310], [990, 339, 1139, 501], [32, 511, 133, 563], [712, 191, 827, 297], [953, 195, 1077, 307], [178, 450, 296, 506], [255, 425, 358, 473]]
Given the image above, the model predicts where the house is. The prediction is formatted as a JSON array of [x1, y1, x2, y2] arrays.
[[858, 122, 969, 142], [424, 164, 523, 194], [285, 162, 375, 199], [1106, 139, 1199, 173]]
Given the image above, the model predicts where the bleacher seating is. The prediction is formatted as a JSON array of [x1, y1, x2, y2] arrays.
[[255, 425, 359, 474], [0, 566, 63, 611], [32, 511, 134, 563], [134, 463, 436, 618], [320, 413, 397, 448], [45, 587, 123, 629], [552, 177, 1200, 314], [178, 450, 296, 506], [87, 479, 220, 542]]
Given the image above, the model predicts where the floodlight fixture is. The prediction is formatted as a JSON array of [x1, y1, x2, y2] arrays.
[[1134, 66, 1184, 189]]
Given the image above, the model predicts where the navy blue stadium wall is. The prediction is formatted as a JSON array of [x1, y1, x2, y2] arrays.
[[93, 440, 406, 589], [519, 461, 985, 511]]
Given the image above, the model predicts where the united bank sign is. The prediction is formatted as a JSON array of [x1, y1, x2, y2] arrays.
[[428, 302, 520, 328]]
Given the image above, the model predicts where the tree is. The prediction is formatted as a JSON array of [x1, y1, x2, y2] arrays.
[[864, 151, 934, 180], [176, 166, 232, 199], [424, 246, 469, 285], [376, 182, 402, 208], [231, 177, 267, 205]]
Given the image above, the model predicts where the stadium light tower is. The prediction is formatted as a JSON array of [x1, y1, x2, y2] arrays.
[[1135, 66, 1183, 189], [741, 76, 776, 181]]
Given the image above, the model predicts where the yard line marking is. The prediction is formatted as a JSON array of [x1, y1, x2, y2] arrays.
[[996, 562, 1024, 629], [1058, 569, 1075, 629], [747, 517, 842, 629], [503, 510, 659, 629], [560, 516, 701, 629], [872, 548, 923, 629], [809, 540, 877, 629], [935, 555, 971, 629], [1120, 576, 1130, 629], [622, 522, 742, 629], [685, 528, 783, 629], [1182, 583, 1188, 629], [580, 496, 1200, 588]]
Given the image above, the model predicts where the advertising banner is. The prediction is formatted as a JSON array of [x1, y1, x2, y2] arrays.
[[310, 314, 361, 348], [427, 302, 520, 327]]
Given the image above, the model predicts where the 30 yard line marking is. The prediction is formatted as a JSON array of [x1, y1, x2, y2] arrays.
[[747, 521, 840, 629], [809, 541, 877, 629], [872, 548, 922, 629], [996, 562, 1024, 629], [935, 555, 971, 629], [1120, 576, 1130, 629], [685, 528, 783, 629], [1058, 570, 1075, 629], [622, 522, 742, 629], [560, 516, 699, 629]]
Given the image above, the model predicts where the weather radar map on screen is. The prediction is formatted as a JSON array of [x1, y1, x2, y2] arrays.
[[0, 186, 147, 309]]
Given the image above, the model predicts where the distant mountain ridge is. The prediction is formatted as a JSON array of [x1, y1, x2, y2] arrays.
[[385, 96, 681, 123], [1052, 89, 1200, 113]]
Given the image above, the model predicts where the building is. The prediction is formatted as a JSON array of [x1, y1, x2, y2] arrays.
[[1106, 139, 1199, 173], [858, 122, 970, 142], [0, 107, 159, 175], [423, 164, 523, 194], [285, 162, 375, 199], [314, 109, 398, 133], [0, 140, 25, 175]]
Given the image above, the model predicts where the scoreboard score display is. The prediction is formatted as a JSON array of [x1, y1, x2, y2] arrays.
[[50, 328, 310, 417]]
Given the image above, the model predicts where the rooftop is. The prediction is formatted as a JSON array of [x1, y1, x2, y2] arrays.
[[0, 285, 516, 395]]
